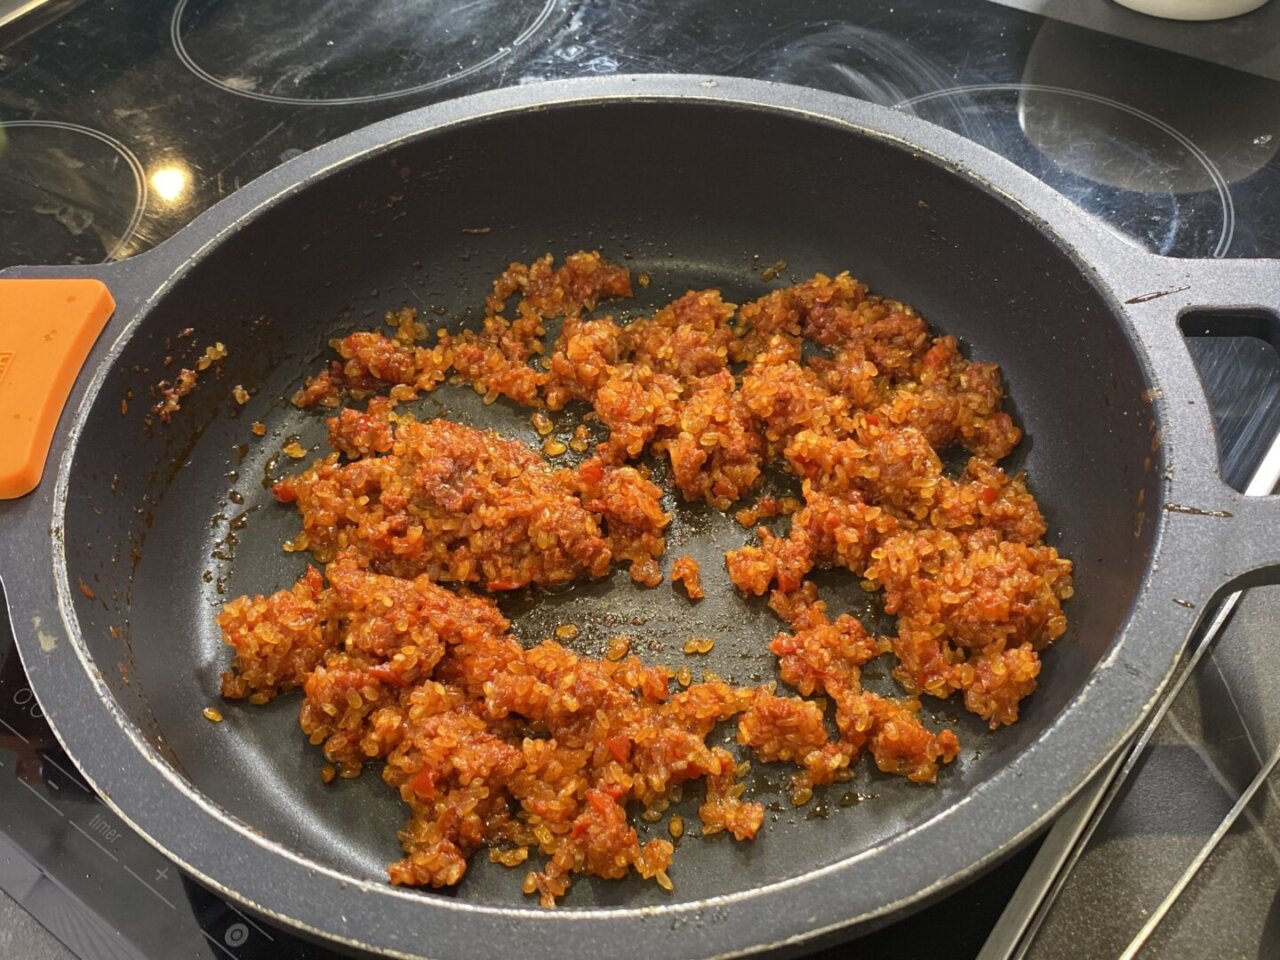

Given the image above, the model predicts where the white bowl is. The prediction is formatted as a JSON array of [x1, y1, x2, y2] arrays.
[[1113, 0, 1270, 20]]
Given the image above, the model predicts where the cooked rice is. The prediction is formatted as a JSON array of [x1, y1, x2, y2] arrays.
[[219, 251, 1072, 906]]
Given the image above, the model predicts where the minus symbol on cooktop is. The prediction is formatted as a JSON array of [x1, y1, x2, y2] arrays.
[[40, 753, 91, 791]]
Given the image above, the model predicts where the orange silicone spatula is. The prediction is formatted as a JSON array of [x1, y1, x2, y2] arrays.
[[0, 279, 116, 499]]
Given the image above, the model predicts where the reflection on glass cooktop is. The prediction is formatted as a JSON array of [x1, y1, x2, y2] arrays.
[[2, 1, 1279, 959], [171, 0, 562, 105], [1, 0, 1278, 267]]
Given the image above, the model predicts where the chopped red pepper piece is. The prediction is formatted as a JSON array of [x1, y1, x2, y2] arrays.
[[605, 734, 631, 764], [410, 767, 435, 798]]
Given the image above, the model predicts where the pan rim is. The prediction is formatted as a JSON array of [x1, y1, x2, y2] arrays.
[[12, 73, 1216, 959]]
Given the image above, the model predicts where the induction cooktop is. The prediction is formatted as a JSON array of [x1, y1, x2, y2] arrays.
[[3, 2, 1279, 958]]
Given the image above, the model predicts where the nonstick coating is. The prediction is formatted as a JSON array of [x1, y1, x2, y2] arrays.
[[10, 77, 1276, 959]]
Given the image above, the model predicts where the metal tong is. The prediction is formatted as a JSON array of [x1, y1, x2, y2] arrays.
[[980, 430, 1280, 960]]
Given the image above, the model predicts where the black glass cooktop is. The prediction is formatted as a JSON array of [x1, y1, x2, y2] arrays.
[[2, 1, 1280, 958], [3, 0, 1280, 271]]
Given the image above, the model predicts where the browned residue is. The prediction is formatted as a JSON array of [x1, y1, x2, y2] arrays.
[[1124, 286, 1190, 305], [151, 342, 227, 423], [1164, 503, 1233, 518], [760, 259, 787, 282]]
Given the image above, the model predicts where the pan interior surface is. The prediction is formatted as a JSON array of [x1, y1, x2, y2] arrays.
[[59, 98, 1160, 910]]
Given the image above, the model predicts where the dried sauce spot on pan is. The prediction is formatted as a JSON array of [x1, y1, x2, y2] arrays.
[[150, 342, 228, 423]]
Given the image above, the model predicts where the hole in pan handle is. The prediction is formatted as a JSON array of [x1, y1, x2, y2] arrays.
[[1104, 254, 1280, 606], [1172, 257, 1280, 602]]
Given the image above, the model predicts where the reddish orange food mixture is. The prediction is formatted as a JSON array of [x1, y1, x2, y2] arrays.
[[218, 251, 1072, 906], [671, 555, 704, 600]]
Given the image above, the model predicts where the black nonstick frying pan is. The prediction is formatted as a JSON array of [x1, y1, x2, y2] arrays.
[[2, 75, 1279, 959]]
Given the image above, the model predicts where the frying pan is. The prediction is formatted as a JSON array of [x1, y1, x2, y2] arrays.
[[2, 75, 1279, 959]]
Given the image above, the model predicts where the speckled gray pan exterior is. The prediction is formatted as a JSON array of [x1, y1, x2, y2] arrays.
[[2, 75, 1279, 959]]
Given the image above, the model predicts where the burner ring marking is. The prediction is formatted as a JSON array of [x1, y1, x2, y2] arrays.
[[896, 83, 1235, 259]]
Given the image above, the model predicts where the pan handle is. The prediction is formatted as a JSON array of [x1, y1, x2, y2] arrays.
[[975, 254, 1280, 960], [1195, 483, 1280, 595], [0, 254, 158, 499], [1132, 254, 1280, 601], [1130, 256, 1280, 315]]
